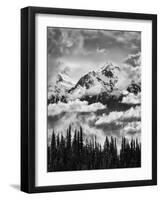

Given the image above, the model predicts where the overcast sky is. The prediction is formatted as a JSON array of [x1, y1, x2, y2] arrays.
[[47, 27, 141, 85]]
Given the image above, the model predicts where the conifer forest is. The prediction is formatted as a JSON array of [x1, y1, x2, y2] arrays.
[[48, 125, 141, 172]]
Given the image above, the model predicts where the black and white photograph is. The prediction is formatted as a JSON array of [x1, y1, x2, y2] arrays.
[[20, 6, 157, 193], [47, 27, 141, 172]]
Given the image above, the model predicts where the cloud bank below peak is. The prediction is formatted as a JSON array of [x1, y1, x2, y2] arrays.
[[48, 100, 106, 117]]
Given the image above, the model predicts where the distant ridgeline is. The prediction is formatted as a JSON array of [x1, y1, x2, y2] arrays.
[[48, 125, 141, 172]]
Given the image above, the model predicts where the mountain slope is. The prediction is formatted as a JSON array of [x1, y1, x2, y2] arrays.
[[48, 71, 75, 104], [68, 63, 120, 101], [48, 62, 141, 106]]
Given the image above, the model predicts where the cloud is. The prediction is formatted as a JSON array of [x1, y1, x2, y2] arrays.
[[47, 28, 84, 57], [96, 47, 107, 54], [47, 28, 141, 87], [48, 28, 141, 59], [48, 100, 106, 117], [95, 106, 141, 126], [48, 59, 72, 84], [95, 112, 122, 125], [47, 28, 62, 57], [124, 52, 141, 67], [116, 52, 141, 89], [61, 66, 71, 75], [94, 106, 141, 142], [84, 31, 141, 53], [122, 93, 141, 104], [122, 106, 141, 121], [47, 112, 105, 147], [118, 65, 141, 90], [48, 103, 141, 149], [122, 121, 141, 135]]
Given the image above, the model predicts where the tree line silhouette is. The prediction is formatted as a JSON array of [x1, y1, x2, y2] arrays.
[[48, 125, 141, 172]]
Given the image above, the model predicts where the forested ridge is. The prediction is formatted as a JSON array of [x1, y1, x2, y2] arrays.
[[48, 125, 141, 172]]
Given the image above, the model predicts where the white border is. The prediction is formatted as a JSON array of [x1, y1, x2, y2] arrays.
[[35, 14, 152, 186]]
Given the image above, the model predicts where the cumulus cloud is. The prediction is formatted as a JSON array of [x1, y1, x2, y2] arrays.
[[96, 112, 122, 125], [48, 104, 141, 149], [116, 52, 141, 90], [48, 100, 106, 117], [124, 52, 141, 67], [94, 106, 141, 142], [122, 121, 141, 135], [48, 113, 105, 147], [122, 93, 141, 104], [118, 65, 141, 90], [95, 106, 141, 126]]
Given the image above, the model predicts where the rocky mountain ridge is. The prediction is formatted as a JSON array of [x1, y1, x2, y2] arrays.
[[48, 62, 141, 106]]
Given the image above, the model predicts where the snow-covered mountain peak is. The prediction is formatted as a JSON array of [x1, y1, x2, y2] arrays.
[[48, 62, 141, 105], [48, 71, 75, 104], [101, 62, 120, 71], [56, 71, 75, 86], [67, 62, 120, 101]]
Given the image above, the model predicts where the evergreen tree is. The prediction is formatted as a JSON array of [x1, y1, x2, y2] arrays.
[[48, 125, 141, 172], [50, 130, 56, 171], [67, 125, 71, 150]]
